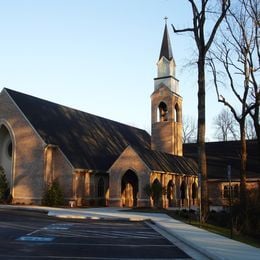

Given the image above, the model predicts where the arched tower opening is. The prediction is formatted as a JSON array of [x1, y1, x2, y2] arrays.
[[157, 102, 168, 122], [174, 103, 180, 122]]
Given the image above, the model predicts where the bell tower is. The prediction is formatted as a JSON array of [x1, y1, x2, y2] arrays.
[[151, 20, 183, 156]]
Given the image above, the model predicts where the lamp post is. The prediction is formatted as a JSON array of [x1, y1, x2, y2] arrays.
[[227, 165, 233, 239]]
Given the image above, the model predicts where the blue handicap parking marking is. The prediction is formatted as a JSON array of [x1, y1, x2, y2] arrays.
[[17, 236, 55, 242]]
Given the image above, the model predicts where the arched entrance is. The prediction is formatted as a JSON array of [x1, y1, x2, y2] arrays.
[[0, 125, 13, 187], [121, 170, 138, 207], [167, 180, 175, 207], [97, 177, 106, 206]]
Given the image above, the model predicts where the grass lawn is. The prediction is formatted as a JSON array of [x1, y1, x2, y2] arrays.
[[129, 208, 260, 248]]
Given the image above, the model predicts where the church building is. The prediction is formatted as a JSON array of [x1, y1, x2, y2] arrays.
[[0, 24, 198, 208]]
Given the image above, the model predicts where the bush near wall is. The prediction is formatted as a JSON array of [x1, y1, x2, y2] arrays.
[[42, 180, 65, 207], [0, 166, 12, 203]]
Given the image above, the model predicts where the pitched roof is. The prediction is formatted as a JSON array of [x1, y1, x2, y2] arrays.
[[5, 88, 151, 171], [134, 146, 198, 175], [159, 24, 173, 61], [183, 140, 260, 180]]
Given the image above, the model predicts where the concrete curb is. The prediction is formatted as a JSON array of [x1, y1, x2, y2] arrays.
[[154, 221, 218, 260], [47, 211, 149, 222]]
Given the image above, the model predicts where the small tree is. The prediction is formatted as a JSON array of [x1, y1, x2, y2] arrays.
[[213, 109, 239, 141], [0, 166, 10, 203], [183, 115, 197, 143], [42, 179, 65, 207]]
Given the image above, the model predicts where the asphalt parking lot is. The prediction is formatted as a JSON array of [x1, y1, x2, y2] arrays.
[[0, 208, 192, 259]]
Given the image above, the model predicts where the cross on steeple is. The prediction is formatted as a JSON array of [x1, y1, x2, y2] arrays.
[[164, 16, 168, 24]]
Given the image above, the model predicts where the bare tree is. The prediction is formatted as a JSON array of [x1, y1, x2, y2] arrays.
[[182, 116, 197, 144], [209, 0, 259, 219], [245, 0, 260, 150], [246, 117, 257, 140], [172, 0, 230, 222], [213, 109, 239, 141], [183, 115, 197, 143]]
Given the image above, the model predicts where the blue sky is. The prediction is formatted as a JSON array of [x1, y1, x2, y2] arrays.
[[0, 0, 223, 140]]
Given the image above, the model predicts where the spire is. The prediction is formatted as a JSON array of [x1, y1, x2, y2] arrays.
[[159, 18, 173, 61], [154, 18, 178, 93]]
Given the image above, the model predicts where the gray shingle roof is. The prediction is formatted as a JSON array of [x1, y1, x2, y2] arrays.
[[133, 146, 198, 175], [5, 88, 151, 171], [184, 141, 260, 179]]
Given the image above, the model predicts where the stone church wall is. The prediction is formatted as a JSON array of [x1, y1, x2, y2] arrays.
[[44, 146, 74, 201], [0, 90, 46, 204]]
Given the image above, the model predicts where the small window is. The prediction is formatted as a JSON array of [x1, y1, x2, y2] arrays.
[[223, 186, 229, 198], [223, 184, 239, 198], [233, 185, 239, 198]]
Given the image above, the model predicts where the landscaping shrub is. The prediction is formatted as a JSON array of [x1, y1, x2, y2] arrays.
[[0, 166, 12, 203], [42, 180, 65, 207]]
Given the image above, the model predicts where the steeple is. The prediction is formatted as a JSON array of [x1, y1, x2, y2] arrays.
[[154, 20, 178, 93], [159, 21, 173, 61], [151, 19, 183, 156]]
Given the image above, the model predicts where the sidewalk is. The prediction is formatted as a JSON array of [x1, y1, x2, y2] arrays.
[[2, 205, 260, 260]]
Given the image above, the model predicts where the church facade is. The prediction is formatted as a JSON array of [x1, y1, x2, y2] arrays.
[[0, 24, 199, 208]]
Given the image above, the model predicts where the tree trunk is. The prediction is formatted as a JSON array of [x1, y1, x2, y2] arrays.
[[252, 105, 260, 157], [239, 120, 247, 217], [197, 56, 208, 222]]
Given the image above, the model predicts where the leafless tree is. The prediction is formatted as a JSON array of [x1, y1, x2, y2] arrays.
[[213, 109, 239, 141], [172, 0, 230, 222], [209, 0, 259, 217], [246, 117, 257, 140], [183, 115, 197, 143]]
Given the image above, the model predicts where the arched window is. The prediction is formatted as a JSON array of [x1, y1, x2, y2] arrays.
[[167, 180, 175, 207], [152, 179, 163, 207], [7, 142, 12, 158], [192, 182, 197, 205], [180, 181, 186, 206], [158, 102, 168, 122], [0, 125, 13, 186]]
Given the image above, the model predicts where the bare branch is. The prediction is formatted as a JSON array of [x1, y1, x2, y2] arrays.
[[171, 24, 194, 33]]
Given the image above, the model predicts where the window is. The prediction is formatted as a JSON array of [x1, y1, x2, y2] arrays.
[[223, 186, 229, 198], [223, 184, 239, 198]]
